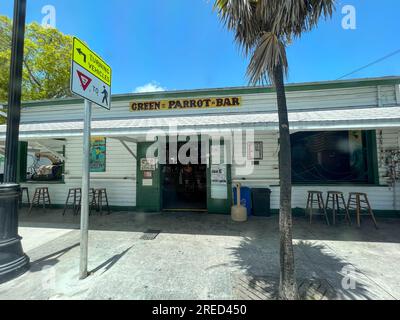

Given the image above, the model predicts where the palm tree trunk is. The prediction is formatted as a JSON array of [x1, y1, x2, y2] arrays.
[[273, 63, 299, 300]]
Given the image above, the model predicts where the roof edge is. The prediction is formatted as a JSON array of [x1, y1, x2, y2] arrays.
[[1, 76, 399, 108]]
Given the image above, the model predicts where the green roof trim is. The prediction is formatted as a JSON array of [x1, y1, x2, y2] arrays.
[[2, 76, 399, 108]]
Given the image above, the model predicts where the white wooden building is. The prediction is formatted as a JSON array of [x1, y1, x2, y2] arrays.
[[1, 76, 399, 215]]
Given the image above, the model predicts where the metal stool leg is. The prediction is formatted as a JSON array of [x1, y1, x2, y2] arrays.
[[309, 193, 314, 224], [364, 195, 378, 229], [330, 194, 336, 226], [26, 189, 31, 207], [104, 190, 111, 215], [340, 194, 351, 226], [75, 189, 81, 216], [73, 190, 77, 215], [306, 193, 311, 218], [29, 189, 38, 214], [99, 191, 103, 215], [356, 195, 361, 228], [63, 190, 71, 216], [319, 194, 330, 226], [46, 188, 51, 206]]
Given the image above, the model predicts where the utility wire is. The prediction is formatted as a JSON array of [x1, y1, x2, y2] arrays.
[[337, 48, 400, 80]]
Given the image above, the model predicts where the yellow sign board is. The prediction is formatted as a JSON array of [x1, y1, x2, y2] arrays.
[[130, 97, 241, 112], [72, 37, 112, 86]]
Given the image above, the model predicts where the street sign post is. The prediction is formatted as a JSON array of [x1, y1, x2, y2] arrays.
[[71, 37, 112, 110], [70, 37, 112, 280]]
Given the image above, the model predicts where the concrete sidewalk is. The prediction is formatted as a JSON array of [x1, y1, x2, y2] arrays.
[[0, 210, 399, 300]]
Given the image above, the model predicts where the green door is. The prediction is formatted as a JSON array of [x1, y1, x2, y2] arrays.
[[136, 142, 161, 212], [207, 141, 232, 215]]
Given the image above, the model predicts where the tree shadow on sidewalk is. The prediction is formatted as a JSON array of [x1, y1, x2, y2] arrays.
[[230, 237, 378, 300]]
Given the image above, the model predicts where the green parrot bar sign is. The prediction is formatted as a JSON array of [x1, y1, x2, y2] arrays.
[[130, 97, 242, 112]]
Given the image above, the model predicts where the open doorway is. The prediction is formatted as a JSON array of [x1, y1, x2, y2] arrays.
[[162, 142, 207, 211]]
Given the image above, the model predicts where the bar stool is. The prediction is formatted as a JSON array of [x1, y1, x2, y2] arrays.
[[63, 188, 81, 216], [347, 193, 378, 229], [91, 188, 111, 215], [306, 191, 330, 225], [29, 187, 51, 214], [325, 191, 351, 226], [19, 187, 31, 208]]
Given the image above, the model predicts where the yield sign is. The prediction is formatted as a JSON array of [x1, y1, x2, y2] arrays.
[[77, 70, 92, 91]]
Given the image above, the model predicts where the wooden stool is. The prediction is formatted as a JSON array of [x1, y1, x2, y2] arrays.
[[91, 188, 111, 215], [347, 193, 378, 229], [306, 191, 330, 225], [89, 188, 97, 214], [63, 188, 81, 216], [325, 191, 351, 226], [29, 187, 51, 214], [19, 187, 31, 208]]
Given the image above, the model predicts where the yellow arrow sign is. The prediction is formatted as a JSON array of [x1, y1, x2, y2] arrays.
[[72, 37, 112, 86]]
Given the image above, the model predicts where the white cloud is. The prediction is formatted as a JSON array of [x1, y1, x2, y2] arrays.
[[134, 81, 166, 93]]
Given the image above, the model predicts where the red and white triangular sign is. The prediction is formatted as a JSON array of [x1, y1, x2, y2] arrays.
[[77, 70, 92, 91]]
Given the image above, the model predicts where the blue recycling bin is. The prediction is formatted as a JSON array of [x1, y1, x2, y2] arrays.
[[233, 186, 252, 216]]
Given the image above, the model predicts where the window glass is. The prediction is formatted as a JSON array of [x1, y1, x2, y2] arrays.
[[26, 142, 64, 182], [291, 131, 370, 184]]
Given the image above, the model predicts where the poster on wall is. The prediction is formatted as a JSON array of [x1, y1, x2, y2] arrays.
[[211, 164, 227, 185], [90, 137, 107, 172], [211, 164, 228, 200], [247, 142, 263, 160], [140, 158, 157, 171]]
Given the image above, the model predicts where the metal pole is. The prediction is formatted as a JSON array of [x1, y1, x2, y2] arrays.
[[4, 0, 26, 182], [79, 99, 91, 280], [0, 0, 29, 284]]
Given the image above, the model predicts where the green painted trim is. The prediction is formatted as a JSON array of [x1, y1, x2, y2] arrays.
[[23, 181, 66, 185], [21, 204, 400, 218], [23, 204, 137, 212], [367, 130, 380, 185], [6, 76, 400, 108], [136, 142, 162, 212], [269, 208, 400, 218], [288, 183, 388, 187], [207, 140, 232, 215]]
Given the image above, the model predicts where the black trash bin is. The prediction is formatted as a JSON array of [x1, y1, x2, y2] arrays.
[[252, 188, 271, 217]]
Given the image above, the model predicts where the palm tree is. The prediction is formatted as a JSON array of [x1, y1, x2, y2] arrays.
[[215, 0, 335, 300]]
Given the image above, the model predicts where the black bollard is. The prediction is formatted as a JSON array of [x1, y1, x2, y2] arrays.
[[0, 0, 29, 284], [0, 184, 29, 284]]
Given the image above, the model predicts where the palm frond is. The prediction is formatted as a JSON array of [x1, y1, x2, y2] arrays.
[[247, 32, 288, 85], [215, 0, 336, 84]]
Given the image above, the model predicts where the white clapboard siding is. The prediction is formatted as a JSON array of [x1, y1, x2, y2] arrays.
[[232, 132, 279, 184], [232, 129, 400, 210], [21, 137, 138, 207], [379, 85, 397, 106], [270, 186, 396, 211], [20, 85, 397, 123]]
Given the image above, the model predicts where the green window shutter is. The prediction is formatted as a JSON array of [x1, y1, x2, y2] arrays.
[[17, 141, 28, 183], [365, 130, 380, 185]]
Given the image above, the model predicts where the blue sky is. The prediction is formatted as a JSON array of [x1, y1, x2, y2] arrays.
[[1, 0, 399, 94]]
